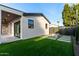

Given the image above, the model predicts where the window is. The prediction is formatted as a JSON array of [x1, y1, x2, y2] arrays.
[[45, 23, 48, 29], [28, 19, 34, 29]]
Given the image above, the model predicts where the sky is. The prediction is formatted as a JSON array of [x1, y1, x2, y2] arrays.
[[1, 3, 64, 26]]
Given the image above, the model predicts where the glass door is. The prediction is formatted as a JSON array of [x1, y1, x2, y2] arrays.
[[14, 21, 20, 38]]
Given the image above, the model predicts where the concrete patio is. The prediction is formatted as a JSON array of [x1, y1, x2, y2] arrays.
[[0, 35, 20, 44]]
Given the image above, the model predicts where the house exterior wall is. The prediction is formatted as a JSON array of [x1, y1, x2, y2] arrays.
[[0, 5, 50, 43], [0, 5, 22, 36], [0, 5, 23, 43], [21, 16, 49, 39]]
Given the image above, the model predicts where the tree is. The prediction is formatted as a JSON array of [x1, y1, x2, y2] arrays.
[[62, 4, 79, 27], [62, 4, 71, 26]]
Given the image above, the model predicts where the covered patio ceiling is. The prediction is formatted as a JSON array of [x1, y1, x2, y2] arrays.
[[1, 10, 21, 24]]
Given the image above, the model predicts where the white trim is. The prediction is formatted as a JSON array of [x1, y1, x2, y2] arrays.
[[12, 22, 14, 36], [20, 16, 23, 39]]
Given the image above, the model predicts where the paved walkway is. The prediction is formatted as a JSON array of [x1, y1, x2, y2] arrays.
[[48, 35, 71, 42], [57, 35, 71, 42]]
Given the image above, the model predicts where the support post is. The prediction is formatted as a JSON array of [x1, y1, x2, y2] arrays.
[[75, 9, 79, 44]]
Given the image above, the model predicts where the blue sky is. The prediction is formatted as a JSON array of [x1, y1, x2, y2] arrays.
[[1, 3, 64, 26]]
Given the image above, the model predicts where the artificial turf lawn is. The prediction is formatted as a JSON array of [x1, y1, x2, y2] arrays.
[[0, 36, 73, 56]]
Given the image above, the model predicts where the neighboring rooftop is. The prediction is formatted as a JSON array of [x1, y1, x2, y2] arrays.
[[49, 24, 58, 27]]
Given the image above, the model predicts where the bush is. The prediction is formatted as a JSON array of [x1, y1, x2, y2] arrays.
[[58, 27, 75, 35]]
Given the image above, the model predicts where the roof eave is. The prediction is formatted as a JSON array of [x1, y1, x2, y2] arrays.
[[23, 13, 51, 24]]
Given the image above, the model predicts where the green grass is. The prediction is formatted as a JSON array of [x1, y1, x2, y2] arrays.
[[0, 36, 73, 56]]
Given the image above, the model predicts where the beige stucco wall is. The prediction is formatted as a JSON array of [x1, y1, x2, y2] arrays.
[[21, 16, 49, 39]]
